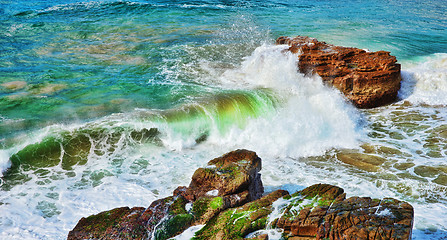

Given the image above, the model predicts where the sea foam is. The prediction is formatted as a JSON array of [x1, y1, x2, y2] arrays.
[[399, 53, 447, 105]]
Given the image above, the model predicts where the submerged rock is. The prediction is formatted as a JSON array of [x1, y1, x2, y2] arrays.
[[1, 80, 27, 91], [67, 151, 413, 240], [277, 36, 401, 108]]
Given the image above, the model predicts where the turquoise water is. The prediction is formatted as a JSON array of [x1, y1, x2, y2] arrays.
[[1, 0, 446, 239]]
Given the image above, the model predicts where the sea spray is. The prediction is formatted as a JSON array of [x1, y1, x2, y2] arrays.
[[399, 53, 447, 105], [204, 44, 362, 158]]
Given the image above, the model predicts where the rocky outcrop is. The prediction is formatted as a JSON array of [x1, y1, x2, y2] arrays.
[[277, 36, 401, 108], [273, 184, 413, 240], [68, 150, 413, 240], [68, 149, 264, 240]]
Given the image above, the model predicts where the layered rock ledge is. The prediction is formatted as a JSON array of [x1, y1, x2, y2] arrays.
[[68, 150, 413, 240], [277, 36, 401, 108]]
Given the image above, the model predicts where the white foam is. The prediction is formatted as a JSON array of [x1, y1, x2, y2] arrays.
[[206, 189, 219, 196], [399, 53, 447, 105], [0, 150, 11, 177], [203, 44, 362, 159], [6, 44, 447, 240], [169, 225, 205, 240]]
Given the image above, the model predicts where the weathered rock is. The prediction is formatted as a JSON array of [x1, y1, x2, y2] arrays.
[[193, 190, 289, 240], [68, 149, 264, 240], [68, 152, 414, 240], [67, 207, 147, 240], [277, 36, 401, 108], [176, 149, 263, 202], [273, 184, 413, 240]]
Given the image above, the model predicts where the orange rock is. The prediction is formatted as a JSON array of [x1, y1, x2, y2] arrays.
[[277, 36, 401, 108]]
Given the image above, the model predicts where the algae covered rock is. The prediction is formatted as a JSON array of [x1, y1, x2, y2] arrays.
[[67, 207, 147, 240], [192, 190, 289, 240], [271, 184, 413, 240], [67, 151, 414, 240], [68, 149, 264, 240], [177, 149, 264, 202]]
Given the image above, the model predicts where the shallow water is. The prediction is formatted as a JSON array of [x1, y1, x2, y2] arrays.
[[1, 0, 446, 239]]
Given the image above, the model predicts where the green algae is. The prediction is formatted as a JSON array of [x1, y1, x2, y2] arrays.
[[192, 191, 287, 240], [210, 197, 224, 210], [153, 214, 194, 240], [414, 165, 441, 178]]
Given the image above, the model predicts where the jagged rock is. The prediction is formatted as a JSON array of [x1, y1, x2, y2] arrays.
[[277, 36, 401, 108], [176, 149, 263, 202], [67, 207, 147, 240], [67, 149, 264, 240], [68, 152, 413, 240], [193, 190, 289, 240], [273, 184, 413, 240]]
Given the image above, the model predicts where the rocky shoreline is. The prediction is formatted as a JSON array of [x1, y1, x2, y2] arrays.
[[68, 150, 414, 240], [277, 36, 401, 108]]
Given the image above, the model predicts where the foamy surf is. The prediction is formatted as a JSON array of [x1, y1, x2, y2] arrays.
[[399, 53, 447, 105]]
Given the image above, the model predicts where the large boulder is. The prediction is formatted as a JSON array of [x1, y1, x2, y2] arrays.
[[277, 36, 401, 108], [196, 183, 413, 240]]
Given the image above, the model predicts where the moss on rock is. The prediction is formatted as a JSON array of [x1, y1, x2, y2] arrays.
[[193, 190, 288, 240]]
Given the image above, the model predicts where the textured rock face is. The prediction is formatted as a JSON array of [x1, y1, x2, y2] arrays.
[[177, 149, 263, 203], [67, 149, 264, 240], [68, 151, 413, 240], [193, 190, 289, 240], [277, 36, 401, 108], [274, 184, 413, 240]]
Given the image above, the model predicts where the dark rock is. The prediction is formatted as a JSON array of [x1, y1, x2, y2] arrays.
[[179, 149, 263, 202], [277, 36, 401, 108], [67, 207, 146, 240]]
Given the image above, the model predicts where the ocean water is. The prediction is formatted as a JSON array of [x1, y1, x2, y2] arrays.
[[0, 0, 446, 239]]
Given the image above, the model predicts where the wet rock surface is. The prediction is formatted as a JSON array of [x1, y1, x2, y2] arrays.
[[274, 184, 413, 240], [67, 150, 413, 240], [68, 149, 264, 240], [277, 36, 401, 108]]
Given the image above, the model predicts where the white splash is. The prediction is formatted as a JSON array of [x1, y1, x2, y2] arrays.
[[204, 44, 362, 159], [399, 53, 447, 105], [169, 225, 205, 240]]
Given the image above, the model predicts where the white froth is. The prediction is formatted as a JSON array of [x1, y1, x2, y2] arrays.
[[3, 45, 447, 240], [205, 44, 362, 159], [399, 53, 447, 105], [0, 150, 11, 177], [206, 189, 219, 196], [169, 225, 205, 240]]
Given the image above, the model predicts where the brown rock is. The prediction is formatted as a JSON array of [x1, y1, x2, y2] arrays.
[[277, 36, 401, 108], [68, 152, 414, 240], [68, 149, 264, 240], [273, 184, 413, 240], [67, 207, 147, 240], [177, 149, 263, 202]]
